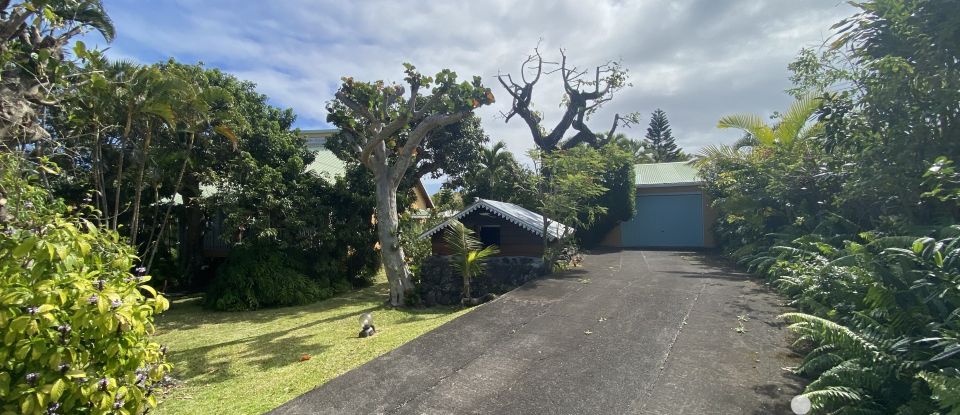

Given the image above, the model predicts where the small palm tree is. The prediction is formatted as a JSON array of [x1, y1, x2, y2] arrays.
[[443, 220, 499, 303], [716, 94, 822, 149]]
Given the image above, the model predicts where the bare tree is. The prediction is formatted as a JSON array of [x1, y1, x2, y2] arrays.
[[497, 46, 639, 152]]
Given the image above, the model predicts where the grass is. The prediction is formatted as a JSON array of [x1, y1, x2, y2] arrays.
[[150, 278, 470, 415]]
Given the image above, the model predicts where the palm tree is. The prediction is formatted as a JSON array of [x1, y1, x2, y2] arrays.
[[716, 94, 822, 149], [480, 141, 511, 180], [143, 68, 237, 271], [126, 66, 186, 244], [103, 61, 179, 236], [443, 220, 499, 303]]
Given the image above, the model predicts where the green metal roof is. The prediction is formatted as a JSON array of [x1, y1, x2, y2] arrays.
[[305, 146, 346, 181], [634, 162, 702, 187]]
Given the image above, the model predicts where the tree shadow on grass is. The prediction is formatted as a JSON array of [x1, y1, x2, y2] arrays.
[[158, 280, 467, 389], [156, 281, 392, 332]]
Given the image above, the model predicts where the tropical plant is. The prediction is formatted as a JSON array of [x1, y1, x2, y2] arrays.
[[529, 146, 610, 260], [0, 153, 171, 415], [717, 94, 822, 150], [443, 220, 499, 303]]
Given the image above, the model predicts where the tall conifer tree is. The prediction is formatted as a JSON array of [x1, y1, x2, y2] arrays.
[[644, 109, 684, 162]]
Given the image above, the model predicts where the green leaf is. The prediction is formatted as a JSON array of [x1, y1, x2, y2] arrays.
[[49, 379, 65, 401]]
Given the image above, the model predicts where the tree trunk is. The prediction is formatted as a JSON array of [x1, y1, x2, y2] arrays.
[[147, 132, 195, 272], [130, 122, 151, 246], [462, 273, 471, 300], [375, 176, 413, 306], [112, 112, 133, 232]]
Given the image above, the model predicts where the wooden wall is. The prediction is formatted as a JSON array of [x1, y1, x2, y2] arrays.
[[431, 210, 549, 257]]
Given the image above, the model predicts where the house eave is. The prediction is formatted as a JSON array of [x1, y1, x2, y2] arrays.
[[636, 181, 703, 189]]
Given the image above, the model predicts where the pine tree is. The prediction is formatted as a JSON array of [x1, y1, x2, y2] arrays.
[[644, 109, 684, 162]]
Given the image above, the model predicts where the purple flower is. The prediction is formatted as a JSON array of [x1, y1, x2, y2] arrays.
[[113, 399, 124, 410], [135, 373, 147, 385], [56, 324, 71, 334], [94, 279, 106, 291], [110, 299, 122, 309], [25, 306, 39, 315], [46, 402, 60, 415], [58, 363, 70, 374], [134, 266, 147, 276], [97, 378, 108, 391], [25, 372, 39, 385], [87, 294, 99, 305]]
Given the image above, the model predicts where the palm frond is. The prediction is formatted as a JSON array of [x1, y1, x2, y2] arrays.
[[775, 94, 821, 146], [717, 113, 774, 145]]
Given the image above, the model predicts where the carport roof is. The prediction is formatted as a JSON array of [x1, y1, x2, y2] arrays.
[[635, 162, 702, 187]]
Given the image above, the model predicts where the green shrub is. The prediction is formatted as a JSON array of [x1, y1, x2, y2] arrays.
[[205, 243, 324, 311], [0, 155, 170, 415]]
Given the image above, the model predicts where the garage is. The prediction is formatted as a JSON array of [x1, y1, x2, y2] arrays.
[[609, 162, 716, 249]]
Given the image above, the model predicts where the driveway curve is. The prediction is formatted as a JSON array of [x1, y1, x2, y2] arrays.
[[269, 250, 804, 415]]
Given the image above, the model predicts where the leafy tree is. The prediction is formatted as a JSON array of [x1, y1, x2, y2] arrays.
[[326, 64, 494, 306], [529, 146, 610, 260], [460, 141, 537, 208], [576, 143, 635, 247], [0, 0, 114, 147], [606, 132, 653, 164], [643, 109, 685, 162], [443, 220, 499, 303]]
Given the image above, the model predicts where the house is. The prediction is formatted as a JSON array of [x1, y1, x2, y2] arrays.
[[600, 161, 717, 248], [201, 129, 435, 257], [419, 198, 570, 258]]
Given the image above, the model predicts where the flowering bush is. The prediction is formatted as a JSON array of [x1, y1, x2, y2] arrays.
[[0, 154, 170, 414]]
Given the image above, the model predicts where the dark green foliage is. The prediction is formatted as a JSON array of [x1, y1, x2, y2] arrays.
[[459, 141, 537, 209], [204, 243, 325, 311], [205, 164, 379, 311], [0, 153, 171, 414], [577, 143, 636, 247], [643, 109, 685, 162], [699, 1, 960, 413]]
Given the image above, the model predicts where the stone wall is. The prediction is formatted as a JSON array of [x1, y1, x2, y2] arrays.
[[418, 256, 546, 306]]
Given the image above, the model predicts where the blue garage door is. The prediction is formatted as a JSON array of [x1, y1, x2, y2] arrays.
[[622, 193, 704, 247]]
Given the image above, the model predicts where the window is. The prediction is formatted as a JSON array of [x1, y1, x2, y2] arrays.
[[479, 226, 501, 248]]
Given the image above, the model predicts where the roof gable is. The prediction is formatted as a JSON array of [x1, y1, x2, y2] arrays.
[[635, 161, 702, 187], [419, 199, 571, 241]]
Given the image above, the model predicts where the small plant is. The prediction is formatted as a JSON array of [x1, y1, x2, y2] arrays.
[[443, 220, 499, 305]]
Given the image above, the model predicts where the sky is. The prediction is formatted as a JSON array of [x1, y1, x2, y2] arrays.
[[91, 0, 854, 193]]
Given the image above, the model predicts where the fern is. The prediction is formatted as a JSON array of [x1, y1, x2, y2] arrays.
[[918, 371, 960, 415], [781, 313, 880, 358]]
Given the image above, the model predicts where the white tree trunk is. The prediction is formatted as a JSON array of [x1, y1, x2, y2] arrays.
[[375, 175, 413, 306]]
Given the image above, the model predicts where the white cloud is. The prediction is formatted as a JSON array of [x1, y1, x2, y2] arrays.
[[100, 0, 854, 160]]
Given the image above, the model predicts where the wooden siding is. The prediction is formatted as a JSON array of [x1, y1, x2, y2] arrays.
[[431, 210, 551, 257]]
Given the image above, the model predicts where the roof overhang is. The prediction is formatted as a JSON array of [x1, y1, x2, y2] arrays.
[[419, 199, 569, 241], [636, 181, 703, 189]]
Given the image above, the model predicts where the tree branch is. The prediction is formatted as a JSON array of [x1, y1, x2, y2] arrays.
[[391, 111, 468, 188]]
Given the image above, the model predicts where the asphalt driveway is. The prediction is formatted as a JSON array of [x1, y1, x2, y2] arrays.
[[269, 250, 804, 415]]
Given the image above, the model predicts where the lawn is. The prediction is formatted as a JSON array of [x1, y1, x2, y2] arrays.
[[150, 278, 471, 415]]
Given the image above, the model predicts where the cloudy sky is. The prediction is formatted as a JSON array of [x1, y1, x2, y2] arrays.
[[92, 0, 853, 191]]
